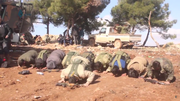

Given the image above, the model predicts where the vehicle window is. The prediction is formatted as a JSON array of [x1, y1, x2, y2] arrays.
[[99, 28, 106, 34]]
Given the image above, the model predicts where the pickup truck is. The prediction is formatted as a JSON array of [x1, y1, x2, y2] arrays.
[[88, 26, 141, 48]]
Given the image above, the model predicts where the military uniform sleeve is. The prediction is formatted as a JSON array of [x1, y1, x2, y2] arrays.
[[84, 70, 95, 84], [60, 68, 70, 80], [146, 63, 153, 77], [60, 70, 67, 80], [163, 64, 174, 82], [5, 24, 12, 36]]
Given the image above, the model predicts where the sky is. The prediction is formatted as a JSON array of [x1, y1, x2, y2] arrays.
[[31, 0, 180, 46]]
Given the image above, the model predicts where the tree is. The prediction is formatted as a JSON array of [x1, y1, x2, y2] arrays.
[[33, 0, 63, 34], [48, 0, 110, 34], [111, 0, 177, 46]]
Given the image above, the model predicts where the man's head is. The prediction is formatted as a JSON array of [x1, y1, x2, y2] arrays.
[[46, 61, 56, 69], [35, 58, 44, 69], [127, 68, 139, 78], [152, 61, 161, 71], [19, 59, 26, 66], [94, 61, 103, 72], [111, 66, 120, 77], [68, 75, 79, 84], [19, 59, 29, 68], [68, 72, 79, 84]]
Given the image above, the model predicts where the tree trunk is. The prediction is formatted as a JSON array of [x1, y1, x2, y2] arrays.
[[142, 27, 150, 46], [71, 18, 74, 28], [46, 16, 49, 34], [148, 11, 160, 48], [67, 19, 71, 36], [132, 25, 135, 34]]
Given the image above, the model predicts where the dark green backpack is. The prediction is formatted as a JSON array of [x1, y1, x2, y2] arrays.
[[79, 51, 95, 71], [68, 56, 90, 78], [80, 51, 95, 63], [109, 51, 131, 70], [62, 51, 78, 68], [94, 52, 112, 68], [37, 50, 49, 60]]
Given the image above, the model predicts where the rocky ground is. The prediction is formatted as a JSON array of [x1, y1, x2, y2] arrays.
[[0, 43, 180, 101]]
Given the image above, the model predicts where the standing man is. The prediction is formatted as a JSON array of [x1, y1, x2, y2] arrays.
[[78, 27, 84, 45], [45, 34, 51, 43], [71, 25, 79, 45], [57, 34, 63, 45], [63, 29, 72, 46], [146, 58, 174, 84], [0, 17, 12, 66]]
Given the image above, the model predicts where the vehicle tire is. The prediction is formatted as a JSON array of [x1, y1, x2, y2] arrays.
[[114, 40, 122, 49], [89, 38, 95, 47], [100, 43, 107, 47], [127, 45, 134, 49]]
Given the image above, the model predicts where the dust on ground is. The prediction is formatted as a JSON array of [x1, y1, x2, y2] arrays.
[[0, 44, 180, 101]]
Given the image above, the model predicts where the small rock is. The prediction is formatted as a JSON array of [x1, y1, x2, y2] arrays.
[[34, 96, 41, 99]]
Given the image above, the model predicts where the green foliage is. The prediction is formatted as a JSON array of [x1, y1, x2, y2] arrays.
[[33, 0, 63, 25], [111, 0, 177, 39], [48, 0, 110, 34]]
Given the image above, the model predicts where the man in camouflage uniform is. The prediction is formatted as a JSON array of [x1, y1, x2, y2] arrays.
[[20, 34, 29, 45], [146, 58, 174, 84], [103, 51, 131, 77], [94, 52, 112, 72], [0, 16, 12, 66], [127, 56, 148, 78], [59, 56, 95, 87]]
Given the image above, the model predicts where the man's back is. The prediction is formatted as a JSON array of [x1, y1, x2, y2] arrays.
[[46, 49, 65, 63]]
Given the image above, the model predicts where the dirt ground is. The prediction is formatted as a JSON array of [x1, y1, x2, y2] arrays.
[[0, 43, 180, 101]]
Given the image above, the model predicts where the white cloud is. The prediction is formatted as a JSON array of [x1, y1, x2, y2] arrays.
[[33, 19, 44, 25], [168, 28, 180, 34], [97, 15, 112, 25], [102, 15, 112, 21], [140, 29, 180, 46]]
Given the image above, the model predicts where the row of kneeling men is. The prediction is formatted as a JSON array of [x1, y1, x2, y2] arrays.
[[17, 49, 174, 86]]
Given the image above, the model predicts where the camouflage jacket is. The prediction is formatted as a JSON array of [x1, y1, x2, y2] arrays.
[[61, 62, 95, 84], [147, 58, 174, 81]]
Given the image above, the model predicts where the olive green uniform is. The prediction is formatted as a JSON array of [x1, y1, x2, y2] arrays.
[[94, 52, 112, 69], [17, 50, 38, 68], [147, 58, 174, 82]]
